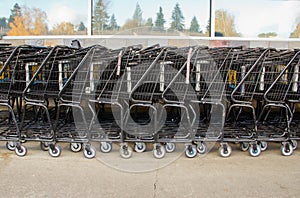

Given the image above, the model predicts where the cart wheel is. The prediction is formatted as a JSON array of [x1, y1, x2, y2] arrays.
[[259, 141, 268, 152], [197, 142, 207, 154], [249, 143, 261, 157], [120, 144, 132, 159], [15, 145, 27, 157], [153, 144, 166, 159], [134, 142, 146, 153], [6, 141, 16, 151], [291, 140, 297, 150], [165, 142, 176, 153], [185, 145, 197, 158], [70, 143, 82, 152], [48, 144, 62, 158], [100, 142, 112, 153], [281, 142, 293, 156], [40, 142, 49, 151], [153, 143, 166, 159], [219, 144, 232, 158], [240, 142, 249, 152], [83, 145, 96, 159]]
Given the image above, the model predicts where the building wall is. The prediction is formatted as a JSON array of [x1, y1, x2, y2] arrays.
[[1, 36, 300, 49]]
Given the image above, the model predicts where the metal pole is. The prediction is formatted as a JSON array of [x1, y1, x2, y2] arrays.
[[209, 0, 212, 37], [209, 0, 215, 38], [88, 0, 92, 36]]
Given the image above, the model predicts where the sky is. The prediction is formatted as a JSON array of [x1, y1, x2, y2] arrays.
[[0, 0, 88, 28], [0, 0, 299, 38]]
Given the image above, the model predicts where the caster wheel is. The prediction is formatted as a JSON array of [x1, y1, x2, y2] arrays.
[[134, 142, 146, 153], [83, 145, 96, 159], [6, 141, 16, 151], [100, 142, 112, 153], [259, 141, 268, 152], [40, 142, 49, 151], [70, 143, 82, 152], [197, 142, 207, 154], [240, 142, 249, 152], [291, 140, 297, 150], [165, 143, 176, 153], [15, 145, 27, 157], [48, 144, 62, 158], [185, 145, 197, 158], [219, 144, 232, 158], [249, 143, 261, 157], [281, 142, 293, 156], [120, 144, 132, 159], [153, 143, 166, 159]]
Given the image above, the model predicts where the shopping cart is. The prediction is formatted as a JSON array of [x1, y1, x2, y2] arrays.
[[88, 44, 146, 158], [0, 45, 50, 156], [260, 49, 300, 156], [20, 45, 90, 157], [56, 45, 107, 158]]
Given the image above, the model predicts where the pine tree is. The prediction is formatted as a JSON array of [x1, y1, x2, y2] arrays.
[[190, 16, 200, 33], [109, 14, 118, 30], [132, 2, 143, 26], [92, 0, 109, 34], [146, 18, 153, 27], [78, 22, 86, 31], [8, 3, 21, 26], [0, 17, 8, 29], [154, 6, 166, 31], [170, 3, 185, 31]]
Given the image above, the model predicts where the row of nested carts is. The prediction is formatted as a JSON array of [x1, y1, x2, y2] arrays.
[[0, 43, 299, 159]]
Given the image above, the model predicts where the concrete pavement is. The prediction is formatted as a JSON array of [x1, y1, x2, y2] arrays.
[[0, 142, 299, 197]]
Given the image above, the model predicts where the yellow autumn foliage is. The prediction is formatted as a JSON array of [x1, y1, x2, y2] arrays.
[[290, 22, 300, 38], [7, 6, 48, 36], [51, 22, 75, 35]]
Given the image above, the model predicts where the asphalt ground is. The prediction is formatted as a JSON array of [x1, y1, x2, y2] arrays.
[[0, 141, 299, 197]]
